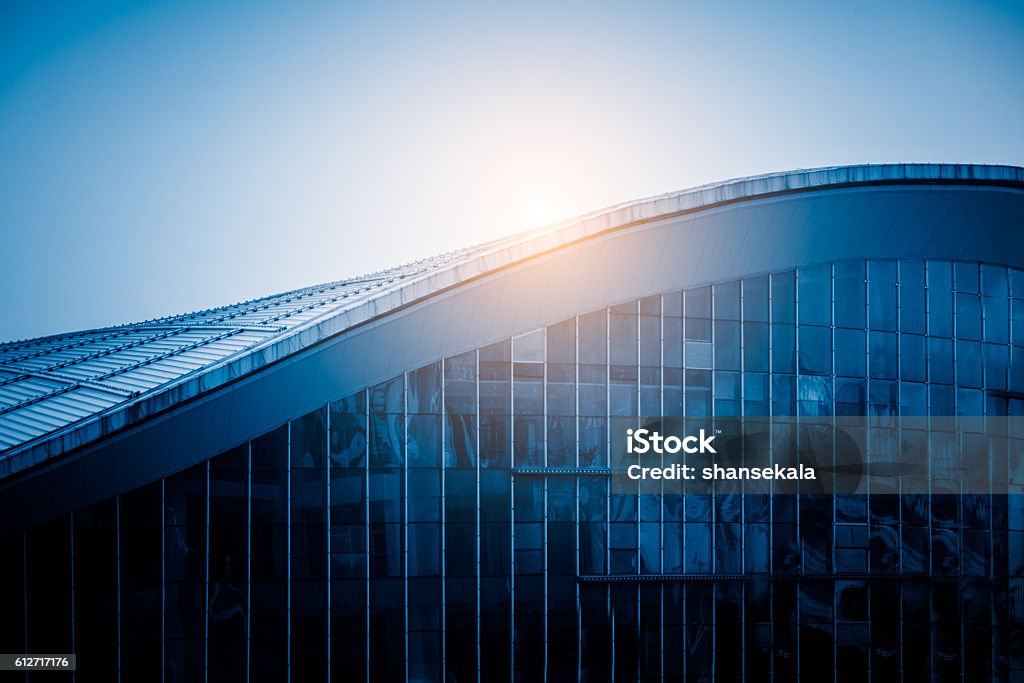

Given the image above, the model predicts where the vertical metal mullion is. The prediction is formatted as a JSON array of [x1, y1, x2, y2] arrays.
[[606, 306, 613, 683], [325, 407, 331, 683], [204, 461, 210, 683], [161, 478, 166, 683], [365, 391, 371, 683], [69, 512, 76, 683], [474, 349, 482, 683], [635, 300, 641, 683], [574, 314, 582, 683], [246, 442, 252, 683], [660, 295, 666, 683], [115, 499, 121, 683], [766, 274, 775, 680], [286, 422, 292, 683], [403, 376, 410, 683], [543, 327, 549, 681], [440, 367, 447, 682], [509, 336, 517, 683]]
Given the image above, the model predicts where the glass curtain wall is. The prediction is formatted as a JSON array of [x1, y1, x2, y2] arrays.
[[4, 259, 1024, 682]]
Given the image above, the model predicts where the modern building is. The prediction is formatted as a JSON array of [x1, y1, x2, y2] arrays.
[[1, 163, 1023, 682]]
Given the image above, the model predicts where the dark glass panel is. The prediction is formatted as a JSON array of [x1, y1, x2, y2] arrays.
[[208, 446, 248, 683], [444, 350, 477, 414], [744, 321, 769, 373], [165, 464, 206, 682], [250, 427, 288, 683], [329, 392, 366, 468], [407, 413, 441, 468], [798, 325, 831, 375], [408, 361, 441, 414], [0, 532, 25, 658], [119, 483, 162, 680]]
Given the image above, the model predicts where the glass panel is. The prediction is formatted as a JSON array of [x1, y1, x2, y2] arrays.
[[743, 275, 770, 322], [798, 265, 831, 326], [165, 464, 207, 682], [209, 446, 248, 681], [714, 280, 741, 320], [868, 261, 897, 331], [834, 261, 865, 328]]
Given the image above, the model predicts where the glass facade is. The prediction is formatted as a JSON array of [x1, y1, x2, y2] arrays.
[[3, 258, 1024, 682]]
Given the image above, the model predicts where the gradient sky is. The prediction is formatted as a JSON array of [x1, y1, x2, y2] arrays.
[[1, 0, 1022, 342]]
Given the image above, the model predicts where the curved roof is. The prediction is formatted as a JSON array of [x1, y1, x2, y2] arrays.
[[2, 162, 1023, 477]]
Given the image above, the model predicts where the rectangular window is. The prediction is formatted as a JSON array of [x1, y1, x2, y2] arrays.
[[798, 265, 831, 326], [834, 261, 865, 328]]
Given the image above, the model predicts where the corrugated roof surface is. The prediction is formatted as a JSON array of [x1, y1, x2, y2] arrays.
[[1, 163, 1022, 474], [0, 244, 489, 453]]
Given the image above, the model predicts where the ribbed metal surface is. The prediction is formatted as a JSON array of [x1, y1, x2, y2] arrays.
[[0, 245, 486, 455]]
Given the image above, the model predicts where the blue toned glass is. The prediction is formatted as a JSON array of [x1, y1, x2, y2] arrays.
[[744, 372, 770, 416], [835, 378, 865, 416], [983, 343, 1008, 391], [834, 261, 865, 328], [927, 262, 953, 337], [772, 270, 796, 323], [930, 385, 955, 417], [955, 262, 979, 293], [609, 302, 637, 366], [743, 275, 769, 322], [684, 523, 712, 573], [714, 280, 741, 320], [685, 369, 712, 416], [798, 326, 831, 376], [714, 371, 741, 416], [900, 334, 926, 382], [868, 331, 897, 379], [407, 471, 440, 524], [899, 260, 926, 334], [900, 382, 927, 416], [685, 286, 711, 318], [686, 316, 712, 342], [744, 321, 769, 372], [928, 337, 954, 385], [868, 381, 898, 417], [834, 328, 865, 377], [407, 414, 440, 468], [798, 265, 831, 326], [772, 324, 795, 373], [772, 375, 796, 416], [408, 362, 441, 414], [444, 351, 476, 414], [685, 341, 713, 369], [957, 388, 983, 416], [956, 340, 982, 388], [868, 261, 898, 331], [956, 293, 982, 340], [448, 414, 479, 468], [797, 375, 832, 416], [982, 265, 1009, 343], [714, 320, 741, 371]]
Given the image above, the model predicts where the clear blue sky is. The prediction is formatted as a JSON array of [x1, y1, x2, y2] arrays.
[[1, 0, 1022, 342]]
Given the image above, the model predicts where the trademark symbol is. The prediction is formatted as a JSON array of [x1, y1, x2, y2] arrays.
[[716, 429, 722, 435]]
